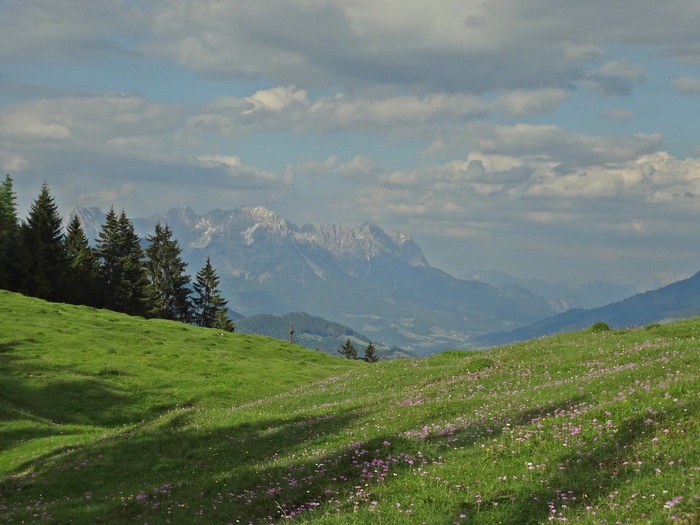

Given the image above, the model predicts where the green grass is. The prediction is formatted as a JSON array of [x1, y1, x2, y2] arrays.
[[1, 290, 699, 524]]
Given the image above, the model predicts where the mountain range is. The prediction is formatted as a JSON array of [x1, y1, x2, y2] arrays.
[[73, 205, 700, 354], [459, 269, 641, 311], [73, 205, 556, 354]]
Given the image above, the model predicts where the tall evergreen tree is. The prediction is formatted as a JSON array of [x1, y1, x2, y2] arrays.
[[363, 341, 380, 363], [213, 308, 235, 332], [144, 222, 192, 322], [95, 206, 120, 308], [0, 175, 20, 290], [95, 208, 149, 315], [19, 182, 67, 301], [192, 256, 231, 329], [63, 215, 102, 307], [339, 338, 358, 360]]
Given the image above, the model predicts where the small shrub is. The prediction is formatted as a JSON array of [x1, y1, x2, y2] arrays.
[[589, 321, 611, 332]]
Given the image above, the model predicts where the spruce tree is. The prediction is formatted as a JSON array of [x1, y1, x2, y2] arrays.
[[339, 338, 358, 359], [144, 222, 192, 322], [64, 215, 102, 307], [0, 175, 20, 290], [213, 308, 235, 332], [95, 208, 149, 315], [363, 341, 380, 363], [192, 256, 231, 329], [19, 182, 67, 301], [95, 207, 120, 308]]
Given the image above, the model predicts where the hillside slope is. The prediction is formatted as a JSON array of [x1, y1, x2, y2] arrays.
[[478, 270, 700, 346], [1, 291, 698, 524]]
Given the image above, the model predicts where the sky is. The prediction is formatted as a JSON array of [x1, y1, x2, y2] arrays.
[[2, 0, 700, 287]]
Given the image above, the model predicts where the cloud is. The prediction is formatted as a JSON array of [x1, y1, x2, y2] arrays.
[[585, 60, 647, 95], [561, 43, 605, 62], [0, 149, 29, 171], [137, 0, 700, 96], [0, 93, 186, 160], [196, 154, 292, 186], [670, 76, 700, 94], [601, 108, 636, 120], [445, 123, 662, 166], [525, 152, 700, 203], [77, 182, 136, 206], [664, 43, 700, 63], [0, 0, 143, 61], [187, 87, 492, 137], [245, 86, 310, 112], [285, 155, 379, 180], [348, 149, 700, 243], [2, 0, 697, 101], [0, 119, 72, 142], [496, 89, 570, 117], [336, 156, 380, 177]]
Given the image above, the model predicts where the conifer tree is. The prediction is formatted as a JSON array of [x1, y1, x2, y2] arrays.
[[192, 256, 231, 329], [95, 207, 120, 308], [363, 341, 380, 363], [64, 215, 102, 307], [144, 222, 192, 322], [0, 175, 20, 290], [339, 338, 358, 359], [213, 308, 235, 332], [19, 182, 67, 301], [95, 208, 149, 315]]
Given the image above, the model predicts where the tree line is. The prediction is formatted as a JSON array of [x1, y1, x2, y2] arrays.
[[0, 177, 234, 331]]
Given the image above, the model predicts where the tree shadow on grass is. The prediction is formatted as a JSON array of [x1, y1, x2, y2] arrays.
[[0, 340, 26, 353], [1, 395, 601, 524], [455, 399, 700, 524], [1, 348, 178, 428], [0, 406, 373, 523]]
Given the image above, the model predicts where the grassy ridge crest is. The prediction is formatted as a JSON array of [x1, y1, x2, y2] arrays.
[[1, 290, 699, 523]]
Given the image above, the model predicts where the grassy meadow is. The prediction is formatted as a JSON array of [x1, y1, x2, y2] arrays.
[[1, 290, 698, 524]]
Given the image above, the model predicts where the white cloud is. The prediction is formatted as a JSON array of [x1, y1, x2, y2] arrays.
[[465, 123, 661, 165], [188, 88, 492, 136], [497, 89, 569, 117], [0, 150, 29, 171], [0, 94, 186, 160], [670, 76, 700, 94], [197, 154, 292, 185], [245, 86, 310, 112], [344, 149, 700, 247], [584, 60, 647, 96], [525, 152, 700, 203], [336, 156, 380, 177], [0, 119, 72, 142], [197, 154, 244, 169]]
